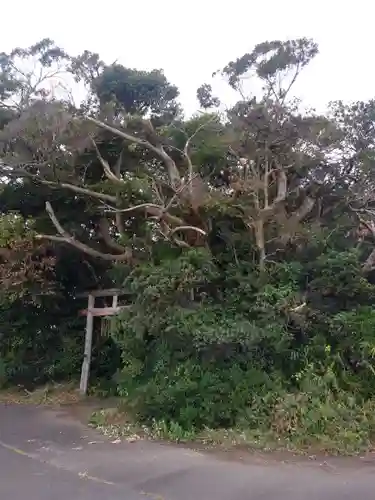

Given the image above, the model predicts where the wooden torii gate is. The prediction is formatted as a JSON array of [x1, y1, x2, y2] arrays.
[[76, 288, 128, 395]]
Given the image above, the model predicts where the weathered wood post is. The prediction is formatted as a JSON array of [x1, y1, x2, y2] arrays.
[[77, 289, 128, 395], [79, 293, 94, 395]]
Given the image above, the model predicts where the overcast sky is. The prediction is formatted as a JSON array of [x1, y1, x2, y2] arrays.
[[2, 0, 374, 115]]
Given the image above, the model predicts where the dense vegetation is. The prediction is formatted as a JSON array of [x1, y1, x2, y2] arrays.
[[2, 37, 375, 451]]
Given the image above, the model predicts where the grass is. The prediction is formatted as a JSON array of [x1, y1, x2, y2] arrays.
[[2, 384, 375, 458], [0, 382, 83, 406], [88, 399, 375, 457]]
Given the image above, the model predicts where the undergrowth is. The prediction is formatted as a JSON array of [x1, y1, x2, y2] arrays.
[[101, 248, 375, 456], [90, 390, 375, 455]]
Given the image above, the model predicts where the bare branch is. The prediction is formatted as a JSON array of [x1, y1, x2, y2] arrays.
[[281, 64, 300, 105], [151, 179, 165, 205], [291, 196, 315, 222], [104, 202, 184, 226], [115, 212, 125, 234], [113, 149, 123, 177], [351, 209, 375, 241], [45, 181, 117, 203], [261, 169, 287, 216], [254, 219, 266, 271], [278, 195, 316, 243], [111, 148, 126, 233], [363, 248, 375, 273], [265, 77, 280, 102], [183, 116, 216, 198], [86, 117, 181, 187], [263, 148, 269, 209], [172, 237, 191, 248], [40, 202, 130, 261], [351, 210, 375, 273], [34, 234, 67, 243], [98, 218, 126, 253], [159, 173, 200, 219], [1, 165, 118, 203], [274, 169, 287, 205], [105, 202, 162, 214], [90, 137, 124, 185], [169, 225, 207, 237]]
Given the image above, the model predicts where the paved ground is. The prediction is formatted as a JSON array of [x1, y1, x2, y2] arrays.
[[1, 403, 375, 499], [0, 444, 145, 500]]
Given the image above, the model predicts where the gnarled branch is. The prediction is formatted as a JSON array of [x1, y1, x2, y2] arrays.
[[183, 120, 213, 197], [0, 165, 117, 203], [90, 137, 125, 185], [350, 209, 375, 273], [105, 202, 184, 226], [363, 248, 375, 273], [38, 202, 131, 261], [44, 180, 117, 203], [169, 225, 207, 237], [261, 169, 287, 217], [98, 217, 126, 253], [86, 117, 181, 188], [291, 196, 315, 222]]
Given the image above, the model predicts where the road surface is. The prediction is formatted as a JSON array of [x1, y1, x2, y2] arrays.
[[0, 403, 374, 499], [0, 443, 144, 500]]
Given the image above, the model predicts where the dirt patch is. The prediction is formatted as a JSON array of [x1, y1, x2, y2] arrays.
[[0, 384, 81, 406], [58, 397, 121, 425], [201, 444, 375, 470]]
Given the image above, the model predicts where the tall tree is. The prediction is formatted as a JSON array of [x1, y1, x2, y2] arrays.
[[1, 37, 374, 278]]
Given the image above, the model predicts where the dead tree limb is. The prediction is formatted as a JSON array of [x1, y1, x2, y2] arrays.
[[98, 218, 126, 253], [89, 137, 125, 185], [0, 165, 117, 203], [37, 202, 131, 261], [86, 117, 181, 188]]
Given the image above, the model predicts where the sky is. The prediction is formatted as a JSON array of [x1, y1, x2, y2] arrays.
[[1, 0, 374, 115]]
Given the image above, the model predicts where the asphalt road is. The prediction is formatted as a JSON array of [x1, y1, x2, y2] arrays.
[[0, 443, 143, 500], [1, 403, 375, 499]]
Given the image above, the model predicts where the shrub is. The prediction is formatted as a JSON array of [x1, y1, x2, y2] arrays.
[[109, 245, 375, 453]]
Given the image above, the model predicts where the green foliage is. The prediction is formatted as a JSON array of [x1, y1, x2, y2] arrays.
[[2, 35, 375, 455], [0, 296, 83, 387], [264, 389, 375, 454], [221, 38, 318, 95], [0, 357, 7, 389], [109, 240, 375, 453], [93, 65, 179, 118]]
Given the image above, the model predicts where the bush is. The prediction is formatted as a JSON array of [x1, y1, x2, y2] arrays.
[[266, 382, 375, 453], [116, 356, 279, 430], [0, 357, 7, 389], [108, 245, 375, 452], [0, 298, 84, 387]]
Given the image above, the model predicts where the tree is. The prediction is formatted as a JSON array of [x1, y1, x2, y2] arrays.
[[0, 213, 55, 302], [0, 38, 69, 110], [3, 37, 375, 450], [0, 38, 332, 272], [0, 40, 187, 265]]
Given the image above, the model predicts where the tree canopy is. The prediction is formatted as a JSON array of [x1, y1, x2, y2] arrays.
[[2, 37, 375, 451]]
